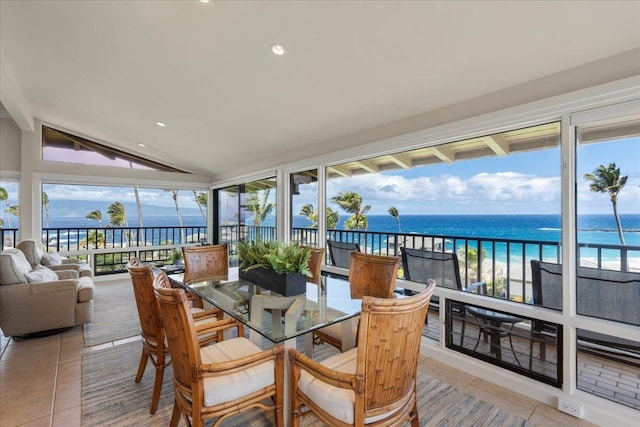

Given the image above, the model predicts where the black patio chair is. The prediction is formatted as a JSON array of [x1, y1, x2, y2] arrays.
[[530, 260, 640, 367], [400, 247, 486, 326], [326, 240, 360, 269]]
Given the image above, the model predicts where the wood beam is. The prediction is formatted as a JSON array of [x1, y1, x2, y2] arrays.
[[483, 134, 510, 156], [431, 146, 455, 163], [355, 159, 379, 173], [328, 165, 352, 177], [388, 153, 413, 169]]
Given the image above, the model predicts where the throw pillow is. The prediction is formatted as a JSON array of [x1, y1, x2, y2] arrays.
[[42, 252, 63, 266], [25, 265, 59, 283]]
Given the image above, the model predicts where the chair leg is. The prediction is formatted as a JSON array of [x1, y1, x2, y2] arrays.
[[135, 350, 149, 383], [149, 364, 164, 414], [170, 400, 181, 427], [410, 402, 420, 427]]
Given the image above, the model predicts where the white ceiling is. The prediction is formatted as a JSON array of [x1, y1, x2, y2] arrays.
[[1, 1, 639, 180]]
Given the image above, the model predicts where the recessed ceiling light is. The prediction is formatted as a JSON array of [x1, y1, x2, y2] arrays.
[[138, 143, 146, 148], [271, 44, 285, 56], [155, 121, 166, 127], [200, 0, 210, 3]]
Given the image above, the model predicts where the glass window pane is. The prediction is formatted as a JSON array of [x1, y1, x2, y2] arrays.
[[290, 169, 318, 245], [42, 126, 187, 172], [0, 180, 19, 249]]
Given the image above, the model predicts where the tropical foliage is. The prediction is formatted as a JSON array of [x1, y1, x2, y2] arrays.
[[246, 189, 275, 226], [107, 201, 127, 226], [0, 187, 10, 228], [331, 192, 371, 230], [388, 206, 400, 233], [584, 163, 628, 244], [194, 191, 207, 222], [299, 204, 339, 229], [237, 240, 311, 276], [86, 210, 103, 227], [42, 192, 50, 227]]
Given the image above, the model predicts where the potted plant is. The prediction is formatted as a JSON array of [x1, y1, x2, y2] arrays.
[[237, 240, 312, 296]]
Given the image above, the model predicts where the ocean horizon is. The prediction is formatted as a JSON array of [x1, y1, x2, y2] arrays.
[[22, 213, 639, 247]]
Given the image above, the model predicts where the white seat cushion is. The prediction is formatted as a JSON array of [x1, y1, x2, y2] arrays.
[[317, 315, 359, 341], [200, 337, 274, 407], [298, 347, 400, 424]]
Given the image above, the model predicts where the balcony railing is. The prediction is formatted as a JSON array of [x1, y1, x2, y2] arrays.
[[1, 226, 207, 276], [3, 225, 638, 289]]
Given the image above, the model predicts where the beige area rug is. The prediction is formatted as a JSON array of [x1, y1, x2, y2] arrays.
[[81, 339, 531, 426], [83, 280, 141, 347]]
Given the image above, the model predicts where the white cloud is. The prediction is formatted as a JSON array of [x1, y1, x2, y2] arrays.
[[327, 171, 562, 214]]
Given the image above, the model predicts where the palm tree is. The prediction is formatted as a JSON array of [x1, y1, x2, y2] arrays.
[[86, 210, 103, 227], [133, 185, 143, 227], [388, 206, 401, 233], [331, 192, 371, 231], [300, 204, 339, 230], [42, 192, 50, 228], [80, 230, 106, 249], [584, 163, 628, 245], [246, 189, 275, 226], [300, 204, 317, 228], [107, 201, 127, 226], [194, 191, 207, 223], [7, 205, 19, 219], [164, 189, 185, 243], [0, 187, 11, 228]]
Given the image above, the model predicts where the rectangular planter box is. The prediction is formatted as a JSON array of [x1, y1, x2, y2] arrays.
[[239, 266, 307, 296]]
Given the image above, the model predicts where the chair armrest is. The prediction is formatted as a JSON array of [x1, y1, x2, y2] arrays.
[[288, 348, 355, 390], [201, 344, 283, 377], [55, 269, 80, 280], [195, 317, 243, 346], [195, 317, 244, 336], [192, 307, 224, 321], [465, 281, 487, 295], [29, 279, 79, 294], [49, 263, 80, 272]]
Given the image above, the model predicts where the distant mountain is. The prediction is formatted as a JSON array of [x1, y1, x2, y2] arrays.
[[44, 199, 203, 218]]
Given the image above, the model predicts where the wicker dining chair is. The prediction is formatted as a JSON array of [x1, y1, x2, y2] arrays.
[[126, 259, 224, 414], [305, 246, 325, 285], [154, 273, 284, 427], [314, 252, 400, 352], [182, 244, 229, 308], [289, 281, 435, 427]]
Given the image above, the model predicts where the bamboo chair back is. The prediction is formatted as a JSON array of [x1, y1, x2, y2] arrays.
[[154, 272, 284, 427], [182, 244, 229, 283], [356, 282, 435, 421], [154, 273, 203, 402], [348, 252, 399, 299], [126, 258, 168, 414], [306, 247, 325, 285], [127, 258, 163, 343]]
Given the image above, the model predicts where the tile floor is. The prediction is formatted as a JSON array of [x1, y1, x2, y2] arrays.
[[1, 326, 599, 427]]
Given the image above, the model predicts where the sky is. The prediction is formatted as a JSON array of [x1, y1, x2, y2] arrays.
[[1, 136, 639, 221], [307, 136, 640, 216]]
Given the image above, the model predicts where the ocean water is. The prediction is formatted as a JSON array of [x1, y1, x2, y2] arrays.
[[24, 214, 640, 262]]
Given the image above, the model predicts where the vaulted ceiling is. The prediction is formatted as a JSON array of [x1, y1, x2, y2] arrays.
[[1, 1, 639, 181]]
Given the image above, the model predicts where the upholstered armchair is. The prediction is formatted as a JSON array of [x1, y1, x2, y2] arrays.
[[0, 248, 94, 337], [17, 239, 93, 277]]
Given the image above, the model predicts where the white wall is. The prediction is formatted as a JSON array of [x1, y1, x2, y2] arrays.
[[0, 117, 21, 173]]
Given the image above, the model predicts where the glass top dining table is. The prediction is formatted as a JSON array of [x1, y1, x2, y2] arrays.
[[167, 272, 365, 345]]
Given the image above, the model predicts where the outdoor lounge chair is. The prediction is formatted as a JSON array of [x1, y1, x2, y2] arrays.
[[530, 260, 640, 365]]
